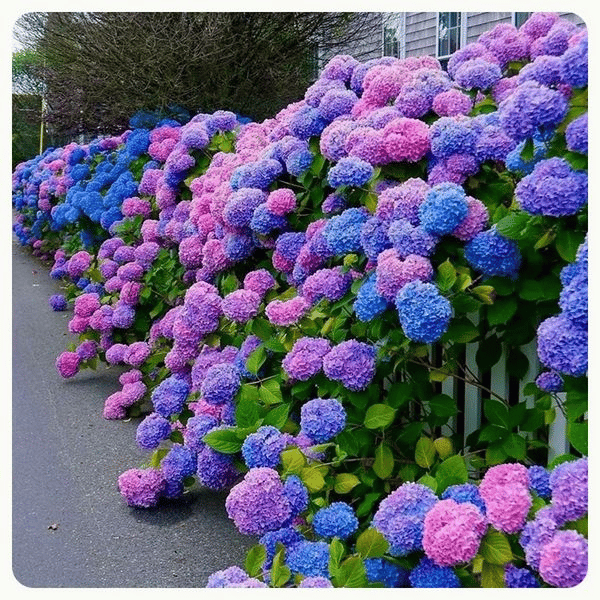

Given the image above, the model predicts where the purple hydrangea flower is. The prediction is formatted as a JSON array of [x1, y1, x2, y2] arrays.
[[222, 289, 261, 324], [322, 340, 376, 391], [136, 413, 172, 450], [200, 363, 241, 406], [372, 483, 439, 557], [196, 445, 239, 491], [49, 294, 68, 311], [515, 157, 587, 217], [549, 457, 588, 525], [300, 398, 346, 443], [117, 467, 166, 508], [225, 467, 294, 535], [282, 337, 331, 381], [241, 426, 288, 469], [537, 314, 587, 377], [565, 112, 588, 155], [539, 530, 588, 588]]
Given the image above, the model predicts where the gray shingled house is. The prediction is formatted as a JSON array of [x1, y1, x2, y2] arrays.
[[318, 11, 585, 72]]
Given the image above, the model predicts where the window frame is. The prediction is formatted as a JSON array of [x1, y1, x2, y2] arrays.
[[436, 11, 467, 61]]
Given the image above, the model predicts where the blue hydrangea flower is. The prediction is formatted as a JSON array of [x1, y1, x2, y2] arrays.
[[515, 157, 587, 217], [327, 157, 374, 188], [365, 558, 409, 588], [283, 474, 309, 517], [537, 314, 587, 377], [300, 398, 346, 443], [395, 280, 453, 344], [429, 117, 476, 158], [504, 564, 540, 588], [441, 483, 486, 514], [353, 274, 389, 322], [505, 138, 547, 175], [360, 216, 392, 260], [287, 540, 330, 578], [161, 443, 197, 498], [418, 183, 469, 236], [560, 37, 587, 88], [288, 105, 328, 140], [250, 203, 287, 235], [136, 412, 172, 450], [464, 228, 521, 278], [312, 502, 358, 540], [535, 371, 564, 393], [200, 363, 241, 406], [285, 149, 314, 177], [565, 113, 588, 155], [259, 527, 305, 569], [323, 208, 369, 255], [528, 465, 551, 499], [409, 557, 461, 588], [184, 414, 219, 452], [241, 426, 288, 469], [151, 375, 191, 417]]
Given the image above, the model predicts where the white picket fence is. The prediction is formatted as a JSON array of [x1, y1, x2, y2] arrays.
[[432, 317, 569, 462]]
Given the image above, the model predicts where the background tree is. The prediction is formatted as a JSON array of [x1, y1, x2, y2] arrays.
[[14, 12, 381, 138]]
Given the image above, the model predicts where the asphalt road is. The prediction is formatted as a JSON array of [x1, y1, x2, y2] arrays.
[[12, 241, 253, 588]]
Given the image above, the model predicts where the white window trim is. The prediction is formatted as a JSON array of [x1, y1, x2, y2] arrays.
[[511, 12, 531, 27], [436, 11, 467, 60]]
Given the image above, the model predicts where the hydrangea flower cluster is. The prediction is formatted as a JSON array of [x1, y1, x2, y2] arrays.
[[12, 11, 588, 589]]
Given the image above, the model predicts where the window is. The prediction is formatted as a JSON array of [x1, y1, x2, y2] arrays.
[[383, 13, 405, 58], [438, 12, 463, 58], [513, 12, 531, 28], [437, 12, 464, 70]]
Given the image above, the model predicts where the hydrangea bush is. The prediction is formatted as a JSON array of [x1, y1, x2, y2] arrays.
[[13, 13, 587, 588]]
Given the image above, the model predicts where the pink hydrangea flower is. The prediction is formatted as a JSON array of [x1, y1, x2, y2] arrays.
[[423, 499, 487, 566]]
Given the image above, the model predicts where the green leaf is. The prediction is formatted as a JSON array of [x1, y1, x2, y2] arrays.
[[471, 285, 495, 305], [300, 466, 326, 492], [502, 433, 527, 460], [246, 345, 266, 376], [480, 529, 513, 565], [429, 394, 458, 418], [484, 399, 510, 429], [437, 259, 457, 292], [418, 473, 438, 492], [364, 404, 396, 429], [334, 556, 367, 588], [235, 395, 260, 428], [485, 442, 508, 465], [506, 348, 529, 379], [334, 473, 361, 494], [444, 317, 479, 343], [355, 529, 389, 559], [262, 403, 290, 429], [415, 437, 436, 469], [245, 544, 266, 577], [373, 443, 394, 479], [476, 335, 502, 371], [487, 297, 517, 326], [435, 454, 468, 492], [495, 212, 530, 240], [481, 561, 505, 588], [479, 424, 508, 443], [258, 379, 283, 405], [328, 538, 346, 575], [520, 137, 534, 161], [555, 229, 586, 263], [270, 546, 291, 587], [568, 421, 588, 455], [251, 317, 274, 341], [149, 447, 169, 468], [203, 428, 243, 454], [281, 448, 306, 475]]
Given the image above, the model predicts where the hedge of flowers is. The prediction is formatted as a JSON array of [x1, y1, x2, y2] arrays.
[[12, 12, 587, 588]]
